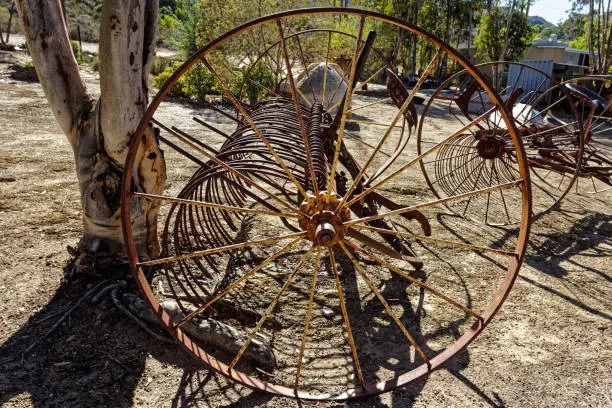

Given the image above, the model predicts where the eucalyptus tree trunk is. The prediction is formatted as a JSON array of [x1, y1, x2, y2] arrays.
[[0, 4, 17, 45], [589, 0, 597, 73], [15, 0, 166, 266], [499, 0, 517, 62]]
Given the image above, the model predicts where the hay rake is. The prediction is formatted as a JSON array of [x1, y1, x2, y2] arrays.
[[121, 8, 530, 400], [418, 62, 610, 225]]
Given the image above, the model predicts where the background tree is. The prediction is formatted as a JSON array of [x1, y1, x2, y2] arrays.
[[571, 0, 612, 73], [15, 0, 166, 270], [474, 0, 533, 62], [0, 2, 17, 48]]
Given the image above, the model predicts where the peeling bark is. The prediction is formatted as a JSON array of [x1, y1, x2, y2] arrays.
[[16, 0, 166, 263]]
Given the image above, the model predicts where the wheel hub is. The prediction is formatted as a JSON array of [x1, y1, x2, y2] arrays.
[[298, 193, 351, 247], [476, 134, 506, 159]]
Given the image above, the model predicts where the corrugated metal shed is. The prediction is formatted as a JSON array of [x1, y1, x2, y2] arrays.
[[508, 60, 554, 96]]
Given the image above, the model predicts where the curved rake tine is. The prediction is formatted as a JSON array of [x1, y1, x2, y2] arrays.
[[152, 117, 300, 215]]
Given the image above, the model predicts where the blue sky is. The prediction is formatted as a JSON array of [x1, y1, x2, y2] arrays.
[[530, 0, 575, 24]]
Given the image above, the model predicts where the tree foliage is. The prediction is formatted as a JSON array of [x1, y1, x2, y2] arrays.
[[474, 1, 533, 62], [570, 0, 612, 73]]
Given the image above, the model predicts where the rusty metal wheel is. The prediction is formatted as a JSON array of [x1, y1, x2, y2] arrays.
[[418, 62, 581, 224], [558, 76, 612, 195], [121, 8, 531, 400]]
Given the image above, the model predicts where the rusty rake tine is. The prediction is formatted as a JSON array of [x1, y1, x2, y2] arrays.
[[157, 135, 208, 167], [174, 236, 304, 329], [192, 117, 233, 140], [342, 239, 484, 322], [295, 246, 322, 390], [203, 101, 241, 123], [229, 245, 315, 370], [327, 15, 366, 196], [201, 57, 313, 204], [338, 241, 431, 368], [276, 21, 320, 195], [328, 247, 366, 390]]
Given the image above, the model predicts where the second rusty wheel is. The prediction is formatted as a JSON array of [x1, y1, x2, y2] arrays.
[[418, 62, 581, 224], [121, 8, 531, 400]]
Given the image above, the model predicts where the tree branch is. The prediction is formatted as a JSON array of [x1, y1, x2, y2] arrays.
[[15, 0, 90, 144]]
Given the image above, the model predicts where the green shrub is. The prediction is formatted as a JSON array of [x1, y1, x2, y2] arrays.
[[153, 61, 220, 101], [151, 56, 178, 76], [71, 40, 83, 64], [230, 63, 276, 104]]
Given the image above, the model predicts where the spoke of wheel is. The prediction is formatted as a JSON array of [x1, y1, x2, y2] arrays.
[[345, 131, 392, 158], [327, 15, 366, 196], [342, 240, 483, 321], [174, 236, 304, 329], [462, 160, 487, 215], [295, 246, 322, 390], [246, 78, 280, 98], [295, 35, 317, 104], [152, 118, 299, 214], [346, 179, 523, 227], [353, 65, 388, 93], [201, 57, 313, 204], [520, 121, 578, 140], [326, 65, 389, 114], [337, 49, 443, 210], [139, 231, 305, 268], [342, 106, 500, 210], [229, 245, 315, 370], [132, 192, 299, 219], [344, 120, 404, 128], [276, 21, 320, 194], [492, 162, 511, 223], [347, 97, 393, 114], [338, 241, 430, 367], [349, 224, 517, 257], [322, 31, 332, 107], [328, 246, 366, 390]]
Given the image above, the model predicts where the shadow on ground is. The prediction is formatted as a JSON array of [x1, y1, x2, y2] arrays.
[[2, 210, 608, 407]]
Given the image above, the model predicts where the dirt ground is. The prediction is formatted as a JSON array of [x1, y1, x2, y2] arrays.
[[0, 53, 611, 407]]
